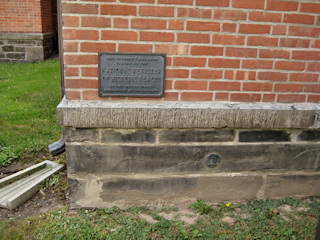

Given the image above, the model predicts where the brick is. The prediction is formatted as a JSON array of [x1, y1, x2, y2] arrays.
[[214, 9, 247, 20], [284, 14, 315, 25], [243, 82, 273, 92], [292, 51, 320, 61], [274, 84, 304, 93], [63, 42, 78, 52], [101, 30, 137, 41], [118, 43, 152, 53], [165, 80, 173, 89], [277, 94, 306, 103], [100, 4, 137, 16], [114, 18, 128, 28], [64, 67, 79, 77], [62, 16, 79, 27], [289, 26, 320, 38], [242, 60, 273, 69], [166, 69, 189, 78], [304, 84, 320, 93], [312, 39, 320, 49], [215, 92, 229, 101], [82, 67, 98, 77], [66, 91, 81, 100], [290, 73, 318, 83], [232, 0, 265, 9], [65, 79, 98, 89], [173, 57, 206, 67], [82, 17, 111, 28], [177, 33, 210, 43], [62, 3, 98, 14], [64, 55, 98, 65], [259, 49, 290, 59], [208, 58, 240, 68], [275, 61, 306, 71], [155, 44, 189, 55], [83, 90, 104, 100], [225, 47, 257, 58], [63, 29, 99, 40], [266, 0, 298, 11], [196, 0, 230, 7], [272, 25, 286, 35], [131, 18, 166, 29], [101, 130, 156, 143], [164, 92, 179, 101], [177, 8, 212, 19], [225, 70, 256, 80], [65, 128, 99, 142], [191, 69, 223, 79], [140, 6, 174, 17], [175, 81, 207, 90], [300, 3, 320, 14], [249, 12, 282, 22], [187, 21, 220, 32], [181, 92, 213, 101], [140, 32, 174, 42], [81, 42, 116, 52], [120, 0, 154, 2], [262, 94, 276, 102], [159, 129, 235, 143], [247, 36, 278, 47], [209, 81, 241, 91], [158, 0, 193, 4], [168, 20, 184, 30], [308, 95, 320, 103], [230, 93, 261, 102], [190, 46, 223, 56], [239, 130, 290, 142], [280, 38, 310, 48], [212, 34, 245, 45], [258, 72, 288, 82], [222, 23, 237, 33], [239, 24, 271, 34], [298, 130, 320, 142], [307, 63, 320, 72]]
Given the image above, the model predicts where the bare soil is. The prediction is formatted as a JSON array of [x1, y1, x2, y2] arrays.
[[0, 153, 69, 220]]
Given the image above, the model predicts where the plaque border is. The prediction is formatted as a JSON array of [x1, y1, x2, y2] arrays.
[[98, 52, 166, 98]]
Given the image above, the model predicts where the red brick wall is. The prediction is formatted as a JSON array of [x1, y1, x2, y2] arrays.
[[0, 0, 53, 33], [61, 0, 320, 103]]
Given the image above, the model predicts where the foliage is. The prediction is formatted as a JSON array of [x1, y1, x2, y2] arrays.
[[0, 146, 17, 167], [0, 197, 319, 239], [0, 60, 61, 163], [190, 199, 213, 215]]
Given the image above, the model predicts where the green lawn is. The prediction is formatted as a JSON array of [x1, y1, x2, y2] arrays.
[[0, 60, 61, 164]]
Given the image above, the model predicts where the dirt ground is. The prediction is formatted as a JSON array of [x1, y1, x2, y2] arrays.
[[0, 153, 69, 220]]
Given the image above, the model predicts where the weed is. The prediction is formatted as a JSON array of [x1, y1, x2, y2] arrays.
[[0, 146, 17, 167], [190, 199, 213, 215]]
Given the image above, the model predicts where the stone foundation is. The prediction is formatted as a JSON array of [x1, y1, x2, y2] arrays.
[[58, 98, 320, 208], [0, 33, 54, 63]]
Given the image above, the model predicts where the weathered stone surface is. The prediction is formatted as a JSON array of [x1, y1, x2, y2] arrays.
[[57, 98, 319, 129], [65, 128, 99, 142], [265, 173, 320, 198], [26, 47, 44, 61], [66, 143, 320, 174], [101, 129, 156, 143], [239, 130, 290, 142], [68, 173, 263, 208], [298, 130, 320, 141], [6, 53, 25, 59], [159, 129, 235, 143], [2, 46, 14, 52], [15, 47, 25, 53]]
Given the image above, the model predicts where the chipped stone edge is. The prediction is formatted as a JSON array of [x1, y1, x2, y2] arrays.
[[57, 98, 319, 129]]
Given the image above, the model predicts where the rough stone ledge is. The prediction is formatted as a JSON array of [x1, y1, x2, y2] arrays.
[[0, 33, 53, 40], [67, 171, 320, 209], [57, 98, 319, 129]]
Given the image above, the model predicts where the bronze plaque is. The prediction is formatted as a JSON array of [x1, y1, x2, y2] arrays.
[[98, 53, 166, 97]]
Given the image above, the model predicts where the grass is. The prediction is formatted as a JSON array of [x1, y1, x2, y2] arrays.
[[0, 60, 61, 163], [0, 197, 319, 239]]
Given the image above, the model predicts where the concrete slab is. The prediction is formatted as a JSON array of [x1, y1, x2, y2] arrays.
[[0, 160, 64, 210]]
